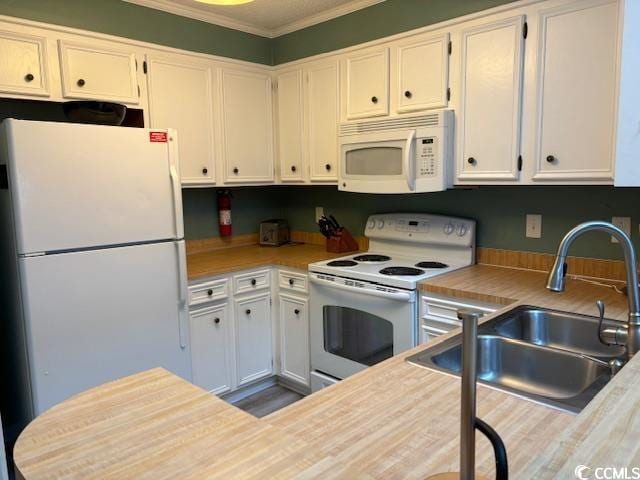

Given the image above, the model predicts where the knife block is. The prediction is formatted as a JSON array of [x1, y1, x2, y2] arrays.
[[326, 228, 359, 253]]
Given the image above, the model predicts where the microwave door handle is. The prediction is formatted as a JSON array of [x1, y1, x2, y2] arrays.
[[404, 130, 416, 191]]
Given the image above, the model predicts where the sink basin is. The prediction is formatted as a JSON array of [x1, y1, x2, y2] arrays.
[[488, 306, 626, 358], [407, 306, 621, 412]]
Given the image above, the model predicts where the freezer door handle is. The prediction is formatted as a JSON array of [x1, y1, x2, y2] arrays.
[[168, 130, 184, 239], [176, 240, 189, 349]]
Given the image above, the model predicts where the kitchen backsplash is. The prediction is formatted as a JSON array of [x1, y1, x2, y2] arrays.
[[183, 185, 640, 261]]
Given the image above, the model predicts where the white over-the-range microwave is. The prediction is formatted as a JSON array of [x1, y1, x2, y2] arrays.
[[338, 110, 454, 194]]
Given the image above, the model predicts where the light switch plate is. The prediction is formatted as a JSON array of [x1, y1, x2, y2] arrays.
[[612, 217, 631, 243], [315, 206, 324, 223], [526, 214, 542, 239]]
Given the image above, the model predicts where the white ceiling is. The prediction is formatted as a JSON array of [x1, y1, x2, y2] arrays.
[[124, 0, 386, 38]]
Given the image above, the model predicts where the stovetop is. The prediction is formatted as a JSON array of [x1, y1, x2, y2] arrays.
[[309, 214, 476, 290], [310, 251, 467, 290]]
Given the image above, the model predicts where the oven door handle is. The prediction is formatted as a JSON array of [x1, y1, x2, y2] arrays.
[[309, 275, 414, 302]]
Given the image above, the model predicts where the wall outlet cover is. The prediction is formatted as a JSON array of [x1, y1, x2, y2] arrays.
[[612, 217, 631, 243], [315, 206, 324, 223], [526, 214, 542, 239]]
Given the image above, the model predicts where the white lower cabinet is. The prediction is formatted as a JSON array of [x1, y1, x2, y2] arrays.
[[279, 293, 310, 386], [235, 292, 273, 386], [189, 303, 233, 395]]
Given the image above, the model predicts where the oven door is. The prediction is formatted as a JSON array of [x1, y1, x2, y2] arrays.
[[339, 129, 416, 193], [309, 273, 417, 380]]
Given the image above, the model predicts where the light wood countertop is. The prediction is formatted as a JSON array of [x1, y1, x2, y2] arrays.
[[187, 243, 349, 280], [13, 264, 637, 479]]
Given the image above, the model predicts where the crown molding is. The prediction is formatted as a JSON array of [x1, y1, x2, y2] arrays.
[[122, 0, 385, 38]]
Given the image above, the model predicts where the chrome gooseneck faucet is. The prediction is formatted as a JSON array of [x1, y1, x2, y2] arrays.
[[546, 221, 640, 359]]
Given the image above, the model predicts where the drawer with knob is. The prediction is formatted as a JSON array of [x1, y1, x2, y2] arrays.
[[233, 269, 270, 295], [278, 270, 308, 294], [188, 278, 229, 307]]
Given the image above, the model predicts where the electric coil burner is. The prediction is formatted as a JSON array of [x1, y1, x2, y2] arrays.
[[353, 254, 391, 262], [327, 260, 358, 267], [415, 261, 449, 269], [380, 266, 425, 276]]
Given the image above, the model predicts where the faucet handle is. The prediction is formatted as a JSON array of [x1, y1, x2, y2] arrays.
[[596, 299, 605, 321]]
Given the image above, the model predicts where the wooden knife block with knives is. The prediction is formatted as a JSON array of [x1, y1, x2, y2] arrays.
[[318, 214, 359, 254]]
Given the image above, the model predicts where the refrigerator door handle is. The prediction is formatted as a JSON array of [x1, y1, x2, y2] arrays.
[[176, 240, 189, 349], [168, 130, 184, 239]]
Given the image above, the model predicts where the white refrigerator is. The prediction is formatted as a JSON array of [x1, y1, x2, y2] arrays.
[[0, 119, 191, 418]]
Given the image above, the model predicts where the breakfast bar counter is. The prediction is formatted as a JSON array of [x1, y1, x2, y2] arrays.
[[13, 264, 640, 479]]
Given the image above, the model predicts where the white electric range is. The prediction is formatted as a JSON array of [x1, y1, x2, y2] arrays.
[[308, 213, 476, 389]]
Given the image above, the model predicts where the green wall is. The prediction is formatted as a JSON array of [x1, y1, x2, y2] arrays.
[[182, 187, 287, 239], [0, 0, 272, 64], [271, 0, 520, 64], [184, 186, 640, 262]]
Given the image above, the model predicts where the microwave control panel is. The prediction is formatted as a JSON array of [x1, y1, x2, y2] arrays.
[[417, 137, 437, 177]]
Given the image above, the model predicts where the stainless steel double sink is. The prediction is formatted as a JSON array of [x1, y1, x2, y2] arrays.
[[407, 306, 626, 412]]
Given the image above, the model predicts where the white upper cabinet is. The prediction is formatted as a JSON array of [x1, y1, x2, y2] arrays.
[[146, 53, 216, 185], [342, 47, 389, 120], [0, 31, 49, 97], [457, 16, 525, 182], [393, 33, 450, 113], [532, 0, 618, 182], [276, 69, 305, 182], [219, 68, 274, 183], [189, 303, 233, 395], [58, 40, 139, 104], [305, 60, 339, 182]]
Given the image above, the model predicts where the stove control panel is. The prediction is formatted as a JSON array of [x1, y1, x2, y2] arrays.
[[365, 213, 475, 248]]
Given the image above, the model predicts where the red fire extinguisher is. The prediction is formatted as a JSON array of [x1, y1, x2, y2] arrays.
[[217, 189, 232, 237]]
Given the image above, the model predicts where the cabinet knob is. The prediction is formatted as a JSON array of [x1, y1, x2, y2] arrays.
[[214, 317, 220, 324], [467, 157, 476, 165], [291, 165, 297, 172], [24, 73, 34, 82], [233, 167, 239, 174], [294, 309, 300, 315], [251, 279, 257, 286], [546, 155, 556, 164], [288, 278, 294, 286], [207, 289, 213, 296], [325, 164, 332, 172], [371, 96, 378, 104], [77, 79, 86, 87], [202, 167, 208, 175], [404, 90, 412, 99], [245, 309, 251, 315]]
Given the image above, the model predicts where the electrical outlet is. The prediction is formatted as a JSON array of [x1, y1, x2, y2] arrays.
[[526, 214, 542, 239], [611, 217, 631, 243], [315, 206, 324, 223]]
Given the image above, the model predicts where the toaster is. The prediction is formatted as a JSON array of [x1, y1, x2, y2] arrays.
[[260, 219, 290, 246]]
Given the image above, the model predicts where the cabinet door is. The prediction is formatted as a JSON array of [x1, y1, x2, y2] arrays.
[[147, 55, 215, 185], [277, 69, 304, 182], [190, 303, 233, 395], [219, 68, 274, 183], [457, 17, 525, 182], [344, 48, 389, 119], [533, 0, 618, 182], [0, 31, 49, 97], [59, 40, 139, 104], [235, 293, 272, 387], [306, 61, 339, 182], [279, 294, 309, 386], [395, 33, 449, 113]]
